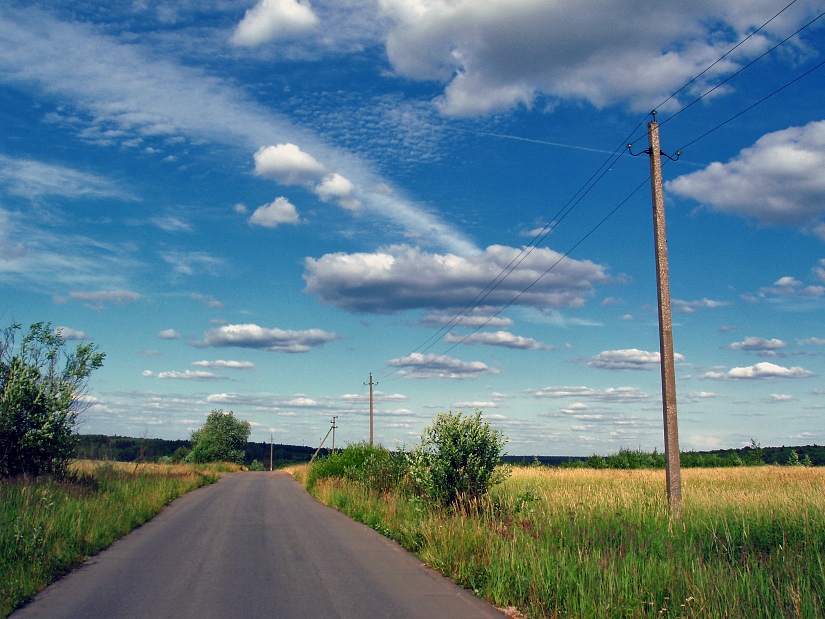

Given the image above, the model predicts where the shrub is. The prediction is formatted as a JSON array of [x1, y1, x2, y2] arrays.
[[248, 459, 265, 471], [185, 409, 250, 464], [409, 409, 508, 507], [306, 442, 409, 493], [0, 322, 104, 478]]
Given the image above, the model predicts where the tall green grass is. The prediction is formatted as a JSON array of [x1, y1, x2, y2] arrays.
[[299, 464, 825, 618], [0, 460, 235, 617]]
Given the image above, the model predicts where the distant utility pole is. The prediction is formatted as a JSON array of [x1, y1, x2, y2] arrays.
[[331, 416, 338, 452], [369, 373, 374, 445], [646, 117, 683, 517], [270, 433, 273, 472]]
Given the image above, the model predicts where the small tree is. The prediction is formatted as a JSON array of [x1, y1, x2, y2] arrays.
[[410, 409, 508, 506], [186, 409, 250, 464], [0, 322, 105, 477]]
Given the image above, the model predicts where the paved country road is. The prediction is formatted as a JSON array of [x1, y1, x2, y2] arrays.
[[11, 471, 506, 619]]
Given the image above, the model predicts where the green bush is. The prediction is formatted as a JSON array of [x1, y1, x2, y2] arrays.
[[248, 458, 265, 471], [0, 322, 104, 478], [185, 409, 250, 464], [409, 410, 508, 507], [306, 442, 409, 493]]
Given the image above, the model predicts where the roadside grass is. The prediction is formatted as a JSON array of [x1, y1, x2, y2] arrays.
[[301, 465, 825, 618], [0, 460, 239, 617]]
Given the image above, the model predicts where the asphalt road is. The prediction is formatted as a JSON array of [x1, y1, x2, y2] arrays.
[[11, 471, 505, 619]]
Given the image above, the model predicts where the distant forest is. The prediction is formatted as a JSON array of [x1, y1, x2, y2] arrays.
[[75, 434, 328, 468], [75, 434, 823, 468]]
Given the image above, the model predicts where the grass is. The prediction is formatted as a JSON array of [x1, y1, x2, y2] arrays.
[[297, 464, 825, 618], [0, 460, 239, 617]]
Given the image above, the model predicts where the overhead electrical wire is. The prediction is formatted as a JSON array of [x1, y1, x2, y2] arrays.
[[374, 0, 823, 382]]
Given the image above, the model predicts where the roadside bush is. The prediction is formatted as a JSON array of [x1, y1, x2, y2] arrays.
[[0, 322, 104, 478], [306, 442, 409, 493], [185, 409, 250, 464], [409, 409, 508, 507]]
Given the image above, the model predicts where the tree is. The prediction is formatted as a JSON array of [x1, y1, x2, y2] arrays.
[[186, 409, 250, 464], [409, 409, 509, 506], [0, 322, 105, 477]]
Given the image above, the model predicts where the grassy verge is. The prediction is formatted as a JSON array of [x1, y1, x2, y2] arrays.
[[300, 464, 825, 618], [0, 460, 239, 617]]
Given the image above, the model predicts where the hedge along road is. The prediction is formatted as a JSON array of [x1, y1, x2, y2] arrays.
[[11, 471, 506, 619]]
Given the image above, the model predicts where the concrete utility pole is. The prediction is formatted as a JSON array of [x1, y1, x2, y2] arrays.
[[331, 416, 338, 452], [647, 119, 683, 516], [270, 433, 273, 472], [369, 374, 374, 445]]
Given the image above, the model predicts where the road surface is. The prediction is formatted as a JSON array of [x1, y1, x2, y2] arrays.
[[11, 471, 506, 619]]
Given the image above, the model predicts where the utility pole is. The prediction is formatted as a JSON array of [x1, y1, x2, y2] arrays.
[[270, 433, 273, 472], [331, 416, 338, 452], [369, 373, 374, 445], [646, 117, 683, 517]]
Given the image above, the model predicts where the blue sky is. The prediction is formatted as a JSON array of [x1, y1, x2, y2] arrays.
[[1, 0, 824, 455]]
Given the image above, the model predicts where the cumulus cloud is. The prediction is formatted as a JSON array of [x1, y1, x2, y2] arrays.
[[143, 370, 226, 381], [386, 352, 501, 379], [303, 244, 610, 313], [588, 349, 685, 370], [157, 329, 180, 340], [763, 393, 796, 403], [725, 337, 787, 353], [444, 330, 552, 350], [798, 337, 825, 346], [192, 360, 255, 370], [55, 289, 142, 309], [379, 0, 818, 116], [420, 307, 513, 328], [191, 293, 224, 309], [672, 298, 731, 313], [702, 362, 815, 380], [249, 197, 301, 228], [314, 173, 362, 211], [231, 0, 318, 47], [667, 121, 825, 232], [253, 143, 326, 185], [56, 326, 89, 340], [194, 323, 340, 353], [529, 385, 650, 403]]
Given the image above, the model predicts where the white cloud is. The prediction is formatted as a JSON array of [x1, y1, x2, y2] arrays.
[[672, 298, 731, 313], [798, 337, 825, 346], [529, 385, 650, 403], [420, 307, 513, 328], [56, 289, 142, 309], [253, 143, 326, 185], [588, 349, 685, 370], [145, 370, 227, 381], [192, 360, 255, 370], [314, 173, 362, 211], [150, 216, 191, 233], [681, 391, 721, 403], [379, 0, 817, 116], [385, 352, 501, 380], [303, 244, 610, 313], [191, 293, 224, 309], [195, 323, 340, 353], [763, 393, 796, 403], [702, 362, 815, 380], [56, 326, 89, 340], [667, 121, 825, 232], [231, 0, 318, 47], [0, 153, 135, 201], [453, 401, 500, 410], [759, 276, 825, 299], [160, 251, 224, 277], [249, 197, 301, 228], [725, 336, 787, 352], [444, 330, 552, 350], [0, 7, 475, 255], [157, 329, 180, 340]]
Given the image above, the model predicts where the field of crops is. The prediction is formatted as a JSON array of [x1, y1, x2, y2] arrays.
[[298, 464, 825, 618]]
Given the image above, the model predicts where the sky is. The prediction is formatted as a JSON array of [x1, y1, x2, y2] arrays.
[[1, 0, 824, 456]]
